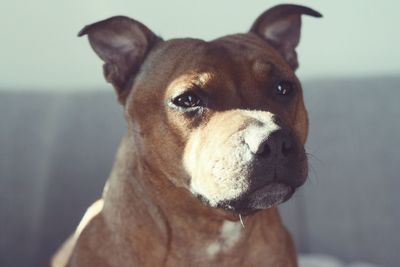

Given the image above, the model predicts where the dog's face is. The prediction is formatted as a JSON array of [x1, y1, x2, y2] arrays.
[[79, 5, 321, 213]]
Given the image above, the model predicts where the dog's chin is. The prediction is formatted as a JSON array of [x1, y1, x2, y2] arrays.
[[219, 183, 295, 214]]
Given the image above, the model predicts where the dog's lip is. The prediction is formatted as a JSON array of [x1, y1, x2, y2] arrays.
[[228, 182, 294, 213], [249, 183, 294, 204]]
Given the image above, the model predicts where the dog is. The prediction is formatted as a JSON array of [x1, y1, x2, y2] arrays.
[[51, 4, 321, 267]]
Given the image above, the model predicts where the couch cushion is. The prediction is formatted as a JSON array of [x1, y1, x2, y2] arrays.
[[0, 76, 399, 267]]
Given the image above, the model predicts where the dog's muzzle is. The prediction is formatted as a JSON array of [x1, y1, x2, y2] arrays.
[[221, 128, 307, 213]]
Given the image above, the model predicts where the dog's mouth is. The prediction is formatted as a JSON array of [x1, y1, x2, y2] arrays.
[[218, 182, 294, 214]]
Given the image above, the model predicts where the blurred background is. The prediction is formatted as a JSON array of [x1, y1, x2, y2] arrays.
[[0, 0, 399, 266]]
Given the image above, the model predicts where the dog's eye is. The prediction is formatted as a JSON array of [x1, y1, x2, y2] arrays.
[[172, 92, 203, 108], [275, 81, 294, 96]]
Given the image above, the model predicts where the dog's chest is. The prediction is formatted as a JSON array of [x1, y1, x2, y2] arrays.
[[161, 220, 294, 267], [205, 220, 243, 258]]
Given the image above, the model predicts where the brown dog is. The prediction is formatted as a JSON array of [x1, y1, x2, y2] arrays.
[[52, 4, 321, 267]]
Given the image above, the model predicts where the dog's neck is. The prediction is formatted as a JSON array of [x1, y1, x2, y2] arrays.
[[101, 133, 295, 267]]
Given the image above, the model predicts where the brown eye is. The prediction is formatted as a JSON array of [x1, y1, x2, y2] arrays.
[[172, 92, 202, 108], [275, 81, 294, 96]]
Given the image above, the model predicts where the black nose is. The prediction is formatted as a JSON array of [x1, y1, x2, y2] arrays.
[[256, 130, 295, 158]]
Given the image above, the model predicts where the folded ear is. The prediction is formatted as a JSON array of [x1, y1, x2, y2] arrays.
[[250, 4, 322, 70], [78, 16, 162, 104]]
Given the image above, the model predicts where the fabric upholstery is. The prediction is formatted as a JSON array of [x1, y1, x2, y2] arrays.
[[0, 77, 399, 267]]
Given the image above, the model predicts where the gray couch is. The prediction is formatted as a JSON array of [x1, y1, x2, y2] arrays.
[[1, 77, 399, 267]]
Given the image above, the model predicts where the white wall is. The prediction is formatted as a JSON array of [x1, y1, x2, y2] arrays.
[[1, 0, 399, 91]]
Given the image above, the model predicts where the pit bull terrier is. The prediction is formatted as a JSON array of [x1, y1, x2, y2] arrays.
[[52, 4, 321, 267]]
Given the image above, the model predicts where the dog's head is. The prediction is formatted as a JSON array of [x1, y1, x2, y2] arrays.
[[79, 5, 321, 213]]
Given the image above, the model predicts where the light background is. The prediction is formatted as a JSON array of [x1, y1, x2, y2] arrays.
[[1, 2, 400, 267], [1, 0, 399, 91]]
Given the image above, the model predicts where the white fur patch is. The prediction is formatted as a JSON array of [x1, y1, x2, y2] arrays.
[[242, 111, 279, 154], [207, 242, 221, 257], [206, 220, 242, 258], [220, 220, 242, 247], [185, 110, 280, 206], [75, 199, 104, 237]]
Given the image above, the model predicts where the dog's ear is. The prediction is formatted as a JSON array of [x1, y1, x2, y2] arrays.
[[79, 16, 162, 104], [250, 5, 322, 70]]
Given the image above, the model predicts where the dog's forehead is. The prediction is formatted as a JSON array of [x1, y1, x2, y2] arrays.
[[149, 38, 234, 73], [212, 33, 288, 65], [136, 33, 293, 96], [211, 34, 295, 83], [130, 34, 298, 112], [145, 33, 291, 83]]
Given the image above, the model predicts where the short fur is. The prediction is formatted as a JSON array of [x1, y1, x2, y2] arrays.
[[52, 4, 321, 267]]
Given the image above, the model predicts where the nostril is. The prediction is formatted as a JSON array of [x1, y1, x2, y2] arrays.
[[246, 128, 295, 157], [281, 139, 294, 156], [258, 141, 271, 157]]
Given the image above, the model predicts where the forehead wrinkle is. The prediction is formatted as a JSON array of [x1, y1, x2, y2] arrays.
[[164, 72, 217, 102], [214, 33, 271, 55], [253, 60, 275, 82], [164, 42, 227, 82]]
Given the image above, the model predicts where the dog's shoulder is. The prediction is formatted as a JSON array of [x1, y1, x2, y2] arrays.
[[51, 199, 104, 267]]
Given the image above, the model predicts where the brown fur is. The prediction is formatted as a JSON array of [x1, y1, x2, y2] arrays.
[[52, 5, 321, 267]]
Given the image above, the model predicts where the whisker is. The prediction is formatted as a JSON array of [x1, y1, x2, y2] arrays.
[[239, 214, 246, 229], [305, 149, 321, 185]]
